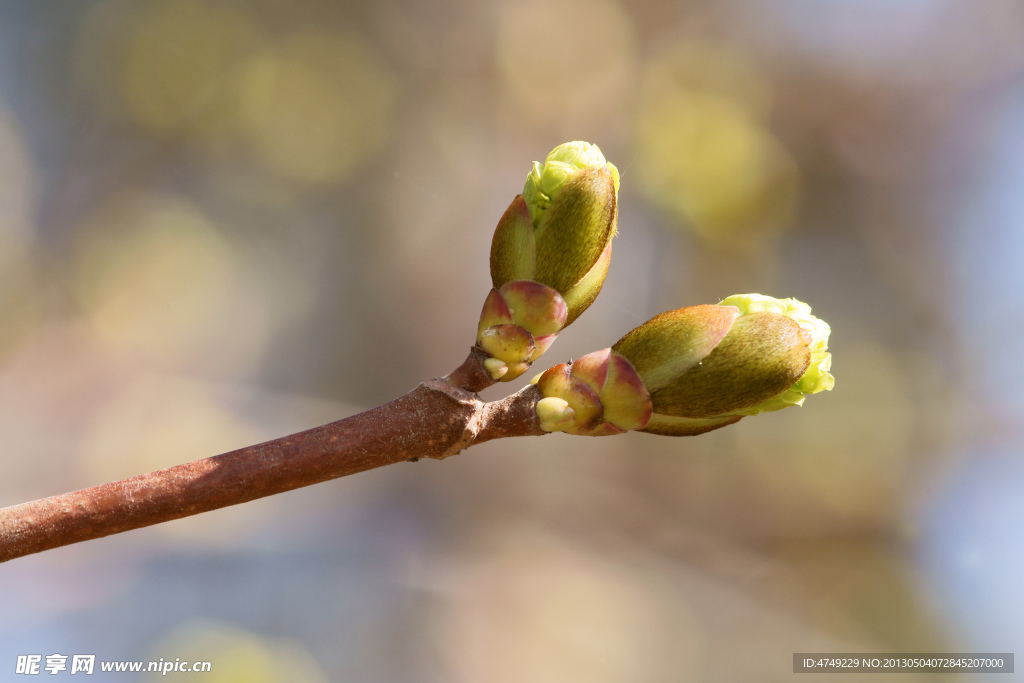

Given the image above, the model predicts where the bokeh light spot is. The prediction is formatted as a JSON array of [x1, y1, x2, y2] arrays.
[[496, 0, 635, 124], [635, 44, 800, 247], [441, 527, 698, 682], [120, 0, 260, 132], [80, 375, 259, 484], [239, 33, 397, 185], [149, 620, 328, 683], [734, 335, 914, 524], [74, 192, 268, 374]]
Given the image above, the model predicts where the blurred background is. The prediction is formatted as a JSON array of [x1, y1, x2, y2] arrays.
[[1, 0, 1022, 680]]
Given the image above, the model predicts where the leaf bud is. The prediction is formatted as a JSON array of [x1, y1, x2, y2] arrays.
[[534, 348, 652, 436], [490, 141, 620, 327], [476, 280, 568, 382], [611, 294, 834, 436], [522, 141, 620, 228]]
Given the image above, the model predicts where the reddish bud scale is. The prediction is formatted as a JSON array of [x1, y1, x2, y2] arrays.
[[535, 349, 652, 436], [476, 281, 568, 382]]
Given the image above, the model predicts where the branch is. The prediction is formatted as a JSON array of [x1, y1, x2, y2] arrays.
[[444, 346, 500, 393], [0, 361, 543, 564]]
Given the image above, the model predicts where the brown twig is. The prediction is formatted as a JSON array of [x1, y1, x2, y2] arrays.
[[444, 345, 500, 393], [0, 375, 544, 563]]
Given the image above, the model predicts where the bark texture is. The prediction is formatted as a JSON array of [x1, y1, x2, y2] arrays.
[[0, 378, 543, 563]]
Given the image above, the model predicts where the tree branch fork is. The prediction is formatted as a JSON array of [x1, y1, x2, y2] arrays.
[[0, 348, 542, 563]]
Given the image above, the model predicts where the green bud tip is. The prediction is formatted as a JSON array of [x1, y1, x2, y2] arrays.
[[718, 294, 834, 415], [522, 141, 620, 228]]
